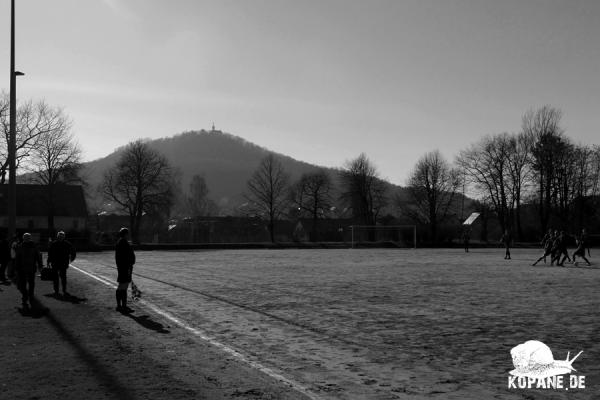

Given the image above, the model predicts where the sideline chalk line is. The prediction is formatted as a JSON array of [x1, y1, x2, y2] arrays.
[[71, 264, 321, 400]]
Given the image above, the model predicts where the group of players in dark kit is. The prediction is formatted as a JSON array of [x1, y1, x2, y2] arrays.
[[1, 227, 137, 313], [462, 226, 592, 266], [532, 228, 591, 267]]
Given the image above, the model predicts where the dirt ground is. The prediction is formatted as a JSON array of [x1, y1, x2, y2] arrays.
[[2, 248, 599, 399], [0, 266, 311, 400]]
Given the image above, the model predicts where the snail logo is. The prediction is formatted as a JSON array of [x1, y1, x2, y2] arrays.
[[508, 340, 586, 390]]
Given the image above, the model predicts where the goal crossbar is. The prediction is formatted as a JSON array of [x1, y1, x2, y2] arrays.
[[350, 225, 417, 249]]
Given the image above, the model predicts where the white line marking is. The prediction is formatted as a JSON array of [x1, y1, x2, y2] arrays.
[[71, 264, 321, 400]]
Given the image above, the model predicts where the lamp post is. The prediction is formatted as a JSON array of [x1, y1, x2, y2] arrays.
[[8, 0, 24, 238]]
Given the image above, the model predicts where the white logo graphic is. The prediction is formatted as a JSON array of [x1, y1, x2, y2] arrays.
[[508, 340, 585, 390]]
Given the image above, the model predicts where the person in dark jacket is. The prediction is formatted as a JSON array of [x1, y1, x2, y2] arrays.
[[47, 231, 77, 297], [462, 228, 470, 253], [16, 233, 43, 309], [500, 229, 512, 260], [115, 228, 135, 313]]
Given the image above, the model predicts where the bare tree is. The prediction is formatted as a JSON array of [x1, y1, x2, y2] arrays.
[[566, 145, 592, 229], [339, 153, 387, 226], [245, 154, 290, 242], [407, 150, 461, 243], [186, 174, 217, 217], [506, 132, 534, 240], [522, 105, 568, 232], [27, 119, 83, 234], [522, 105, 573, 232], [290, 169, 333, 241], [101, 140, 175, 244], [457, 134, 511, 232], [0, 93, 69, 183]]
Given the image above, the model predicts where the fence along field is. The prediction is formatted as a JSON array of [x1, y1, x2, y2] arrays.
[[74, 248, 599, 399]]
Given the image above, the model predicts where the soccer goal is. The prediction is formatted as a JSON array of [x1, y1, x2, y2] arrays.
[[350, 225, 417, 249]]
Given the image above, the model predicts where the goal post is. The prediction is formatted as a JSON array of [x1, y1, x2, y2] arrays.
[[350, 225, 417, 249]]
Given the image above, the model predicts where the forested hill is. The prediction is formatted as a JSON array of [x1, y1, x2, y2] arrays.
[[81, 129, 338, 211]]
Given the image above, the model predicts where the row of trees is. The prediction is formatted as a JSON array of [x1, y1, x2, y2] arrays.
[[244, 153, 391, 242], [406, 106, 600, 242], [101, 106, 600, 245], [99, 141, 390, 244], [6, 91, 595, 245], [2, 92, 390, 244], [0, 92, 82, 233]]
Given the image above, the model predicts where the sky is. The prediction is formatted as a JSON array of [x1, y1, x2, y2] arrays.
[[1, 0, 599, 185]]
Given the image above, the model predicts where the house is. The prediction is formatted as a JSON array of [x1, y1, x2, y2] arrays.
[[0, 184, 88, 236]]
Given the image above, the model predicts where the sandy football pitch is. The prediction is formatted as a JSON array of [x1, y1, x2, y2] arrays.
[[73, 248, 599, 399]]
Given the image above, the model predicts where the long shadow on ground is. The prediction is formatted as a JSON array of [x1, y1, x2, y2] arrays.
[[40, 298, 136, 400], [44, 292, 88, 304], [17, 300, 49, 319], [122, 311, 170, 334]]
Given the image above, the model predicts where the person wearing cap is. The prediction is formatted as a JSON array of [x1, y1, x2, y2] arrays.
[[47, 231, 77, 297], [15, 233, 43, 310], [115, 227, 135, 313]]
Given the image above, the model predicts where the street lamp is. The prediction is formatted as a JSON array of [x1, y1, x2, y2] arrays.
[[8, 0, 24, 238]]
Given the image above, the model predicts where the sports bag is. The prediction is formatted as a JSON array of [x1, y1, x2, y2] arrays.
[[40, 266, 56, 281]]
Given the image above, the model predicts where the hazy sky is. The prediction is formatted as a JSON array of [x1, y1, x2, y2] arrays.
[[2, 0, 599, 185]]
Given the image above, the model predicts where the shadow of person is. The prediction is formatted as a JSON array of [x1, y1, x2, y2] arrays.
[[18, 299, 49, 319], [43, 292, 87, 304], [125, 313, 170, 334]]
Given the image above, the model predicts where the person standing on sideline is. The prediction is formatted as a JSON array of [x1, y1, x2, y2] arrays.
[[47, 231, 77, 297], [501, 229, 512, 259], [115, 228, 135, 313], [15, 233, 43, 310], [0, 234, 10, 283], [462, 228, 470, 253]]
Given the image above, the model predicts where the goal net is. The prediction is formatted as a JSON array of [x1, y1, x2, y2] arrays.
[[350, 225, 417, 249]]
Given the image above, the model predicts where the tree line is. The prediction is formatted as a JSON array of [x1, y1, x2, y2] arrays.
[[96, 106, 600, 244], [4, 93, 598, 245], [0, 92, 82, 234], [407, 105, 600, 243]]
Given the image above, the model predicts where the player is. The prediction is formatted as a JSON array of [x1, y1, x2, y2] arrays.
[[552, 231, 571, 266], [532, 230, 556, 266], [572, 231, 591, 266], [580, 228, 590, 257], [462, 228, 470, 253], [500, 229, 511, 259], [540, 228, 553, 264]]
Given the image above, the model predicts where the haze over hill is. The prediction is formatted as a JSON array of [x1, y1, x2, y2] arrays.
[[82, 129, 344, 212]]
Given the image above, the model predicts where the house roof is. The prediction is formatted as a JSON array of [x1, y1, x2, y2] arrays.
[[0, 184, 88, 217]]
